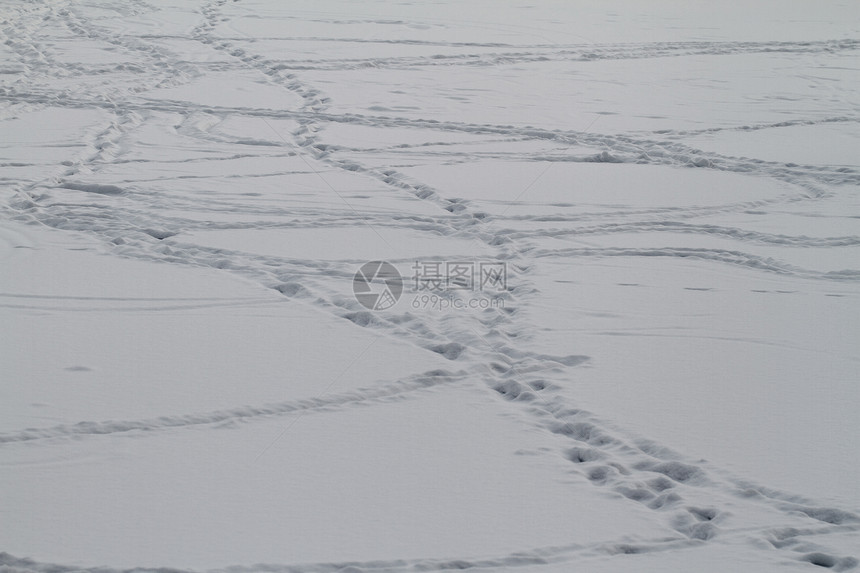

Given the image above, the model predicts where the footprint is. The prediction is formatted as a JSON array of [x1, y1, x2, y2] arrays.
[[566, 446, 604, 463], [803, 553, 839, 569], [648, 476, 675, 492], [800, 553, 859, 571], [492, 380, 535, 402], [274, 282, 307, 297], [550, 421, 614, 446], [687, 506, 720, 522], [672, 513, 718, 540], [587, 465, 617, 485], [615, 485, 655, 502], [794, 506, 859, 525], [636, 460, 704, 484], [427, 342, 465, 360], [648, 491, 682, 510], [527, 379, 554, 391], [343, 311, 378, 327]]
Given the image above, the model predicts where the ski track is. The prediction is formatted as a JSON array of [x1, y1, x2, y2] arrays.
[[0, 368, 468, 445], [1, 0, 859, 571]]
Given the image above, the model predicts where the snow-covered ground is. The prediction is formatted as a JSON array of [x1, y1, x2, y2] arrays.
[[2, 1, 859, 571]]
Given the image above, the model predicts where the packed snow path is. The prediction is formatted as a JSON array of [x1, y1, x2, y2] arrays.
[[1, 1, 859, 571]]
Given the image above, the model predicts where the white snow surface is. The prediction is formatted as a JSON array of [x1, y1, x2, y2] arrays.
[[1, 1, 859, 572]]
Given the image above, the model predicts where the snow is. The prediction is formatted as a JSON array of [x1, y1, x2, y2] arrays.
[[1, 1, 859, 572]]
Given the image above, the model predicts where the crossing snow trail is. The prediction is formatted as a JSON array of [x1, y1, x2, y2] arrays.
[[1, 0, 859, 571]]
